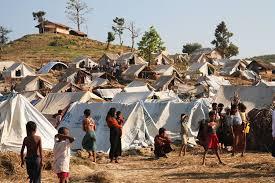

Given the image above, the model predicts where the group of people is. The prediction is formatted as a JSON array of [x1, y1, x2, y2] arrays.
[[153, 101, 251, 165], [20, 107, 125, 183], [20, 100, 275, 183]]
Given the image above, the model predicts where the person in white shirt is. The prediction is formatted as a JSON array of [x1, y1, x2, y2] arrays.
[[53, 127, 75, 183]]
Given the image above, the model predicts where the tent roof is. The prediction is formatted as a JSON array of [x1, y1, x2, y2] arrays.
[[126, 80, 148, 88], [153, 75, 183, 91], [51, 81, 81, 93], [214, 85, 275, 111], [103, 53, 120, 61], [153, 65, 173, 74], [72, 56, 98, 65], [123, 64, 147, 77], [38, 61, 68, 74], [0, 94, 57, 151], [96, 88, 122, 99], [112, 91, 154, 104], [90, 78, 109, 88], [35, 91, 104, 115], [15, 76, 52, 92]]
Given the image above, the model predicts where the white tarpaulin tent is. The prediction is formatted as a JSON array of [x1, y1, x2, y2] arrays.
[[124, 80, 151, 92], [112, 91, 154, 104], [2, 63, 36, 79], [62, 102, 156, 151], [214, 85, 275, 111], [35, 91, 104, 115], [96, 88, 122, 99], [0, 94, 57, 152], [38, 61, 68, 74], [61, 99, 210, 152]]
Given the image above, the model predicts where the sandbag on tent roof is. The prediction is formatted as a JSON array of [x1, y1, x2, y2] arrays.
[[35, 91, 104, 115], [0, 94, 57, 152], [214, 85, 275, 111], [112, 91, 154, 104], [62, 102, 155, 151]]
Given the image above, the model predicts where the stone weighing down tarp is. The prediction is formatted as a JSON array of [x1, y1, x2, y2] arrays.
[[61, 99, 210, 152], [0, 94, 57, 152], [214, 85, 275, 112]]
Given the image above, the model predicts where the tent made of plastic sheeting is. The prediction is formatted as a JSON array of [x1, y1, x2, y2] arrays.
[[35, 91, 104, 115], [256, 80, 275, 87], [214, 85, 275, 112], [21, 91, 44, 104], [0, 94, 57, 152], [112, 91, 154, 104], [61, 102, 157, 151], [61, 99, 210, 152], [124, 80, 152, 93], [143, 99, 210, 140], [38, 61, 68, 74], [2, 63, 36, 79], [96, 88, 122, 99], [90, 78, 109, 88]]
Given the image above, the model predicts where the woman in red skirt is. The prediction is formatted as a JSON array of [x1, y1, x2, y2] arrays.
[[202, 111, 225, 165]]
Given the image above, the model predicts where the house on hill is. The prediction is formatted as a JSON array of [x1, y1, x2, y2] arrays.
[[98, 53, 120, 67], [247, 60, 275, 81], [35, 20, 70, 35], [2, 63, 36, 79], [69, 30, 87, 37], [15, 75, 52, 92], [70, 56, 98, 69], [153, 75, 184, 91]]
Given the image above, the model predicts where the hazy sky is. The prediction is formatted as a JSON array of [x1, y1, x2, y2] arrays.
[[1, 0, 275, 58]]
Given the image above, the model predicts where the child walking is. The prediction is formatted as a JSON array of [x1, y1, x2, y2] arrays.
[[202, 111, 225, 166], [20, 121, 43, 183], [179, 114, 189, 156], [53, 127, 75, 183]]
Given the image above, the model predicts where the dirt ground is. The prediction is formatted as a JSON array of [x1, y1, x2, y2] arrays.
[[1, 146, 274, 183]]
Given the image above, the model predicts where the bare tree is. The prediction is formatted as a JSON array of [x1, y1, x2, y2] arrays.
[[32, 11, 46, 33], [112, 17, 125, 46], [125, 22, 141, 51], [65, 0, 92, 31]]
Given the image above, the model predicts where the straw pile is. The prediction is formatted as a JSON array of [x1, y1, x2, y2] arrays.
[[247, 107, 273, 152], [87, 171, 117, 183]]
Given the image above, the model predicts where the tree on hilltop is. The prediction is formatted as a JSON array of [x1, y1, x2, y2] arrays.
[[182, 43, 202, 55], [32, 11, 46, 33]]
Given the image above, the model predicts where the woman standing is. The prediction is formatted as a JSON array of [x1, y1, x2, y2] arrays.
[[116, 111, 125, 158], [106, 108, 122, 163], [231, 104, 243, 156]]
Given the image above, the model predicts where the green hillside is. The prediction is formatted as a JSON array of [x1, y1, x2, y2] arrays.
[[0, 33, 131, 68], [251, 54, 275, 63]]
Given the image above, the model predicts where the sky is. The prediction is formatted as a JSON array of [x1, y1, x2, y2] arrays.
[[1, 0, 275, 58]]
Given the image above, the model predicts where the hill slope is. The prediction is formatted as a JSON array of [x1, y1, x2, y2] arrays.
[[0, 33, 131, 68], [251, 54, 275, 63]]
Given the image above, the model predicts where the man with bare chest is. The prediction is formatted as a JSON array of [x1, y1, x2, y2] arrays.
[[81, 109, 97, 162]]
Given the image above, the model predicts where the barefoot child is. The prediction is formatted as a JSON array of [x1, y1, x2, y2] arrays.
[[202, 111, 224, 165], [53, 127, 75, 183], [20, 121, 43, 183], [82, 109, 97, 162], [179, 114, 189, 156]]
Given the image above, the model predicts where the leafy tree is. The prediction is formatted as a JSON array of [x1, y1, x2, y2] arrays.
[[32, 11, 46, 33], [65, 0, 92, 31], [211, 21, 239, 58], [137, 26, 165, 64], [106, 32, 115, 50], [112, 17, 125, 46], [125, 22, 140, 51], [182, 43, 202, 55], [0, 26, 12, 55]]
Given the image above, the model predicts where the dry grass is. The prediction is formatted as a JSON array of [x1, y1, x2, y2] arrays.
[[1, 147, 274, 183]]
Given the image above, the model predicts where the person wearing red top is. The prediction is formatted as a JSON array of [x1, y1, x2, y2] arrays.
[[106, 108, 122, 163]]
